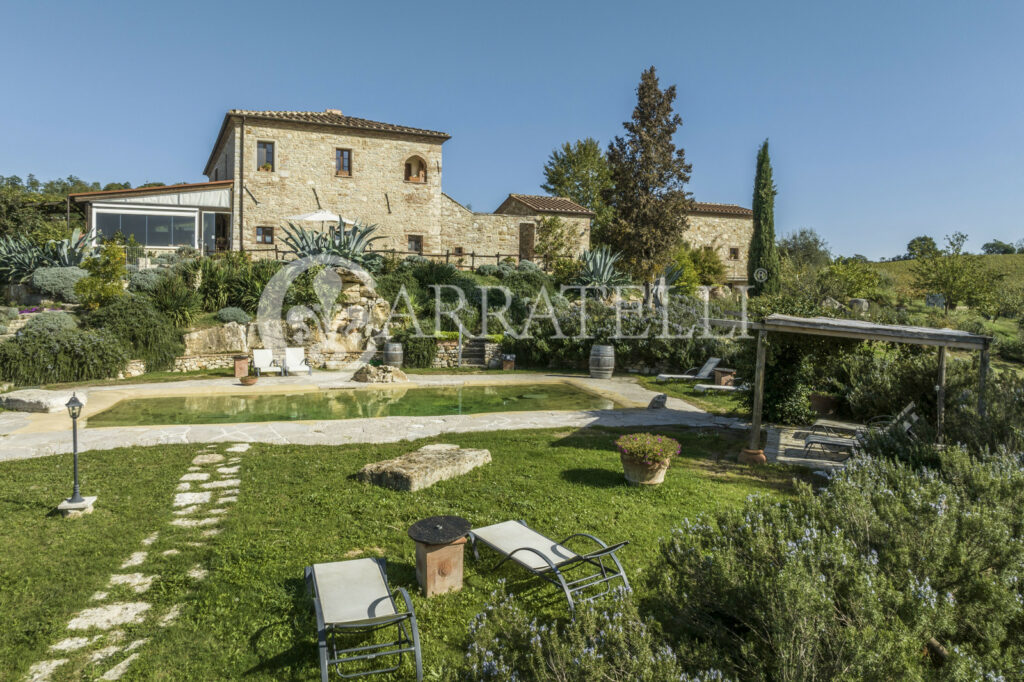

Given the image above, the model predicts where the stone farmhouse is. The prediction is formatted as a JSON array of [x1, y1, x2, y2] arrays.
[[70, 108, 753, 280]]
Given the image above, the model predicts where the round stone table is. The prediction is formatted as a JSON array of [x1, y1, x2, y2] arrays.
[[408, 515, 471, 597]]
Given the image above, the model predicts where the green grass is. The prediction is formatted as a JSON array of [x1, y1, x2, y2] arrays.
[[637, 376, 750, 418], [36, 368, 235, 391], [0, 427, 807, 680], [870, 253, 1024, 293], [402, 366, 587, 375]]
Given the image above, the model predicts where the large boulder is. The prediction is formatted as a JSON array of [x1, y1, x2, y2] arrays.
[[183, 322, 248, 355], [848, 298, 870, 314], [0, 389, 87, 413], [356, 444, 492, 492], [352, 364, 408, 383]]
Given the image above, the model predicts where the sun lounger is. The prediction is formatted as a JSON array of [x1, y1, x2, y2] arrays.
[[468, 520, 630, 614], [656, 357, 721, 382], [251, 348, 283, 377], [305, 558, 422, 681], [804, 402, 919, 460], [284, 346, 313, 376]]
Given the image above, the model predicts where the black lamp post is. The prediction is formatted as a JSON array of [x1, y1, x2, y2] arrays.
[[66, 393, 84, 504]]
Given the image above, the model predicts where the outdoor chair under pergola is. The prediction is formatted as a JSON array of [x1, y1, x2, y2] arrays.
[[740, 315, 992, 462]]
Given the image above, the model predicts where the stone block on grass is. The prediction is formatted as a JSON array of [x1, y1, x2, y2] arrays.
[[356, 444, 491, 492]]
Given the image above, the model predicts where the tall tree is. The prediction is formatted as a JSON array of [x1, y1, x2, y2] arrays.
[[604, 67, 692, 304], [911, 232, 993, 313], [748, 140, 781, 295], [541, 138, 614, 245]]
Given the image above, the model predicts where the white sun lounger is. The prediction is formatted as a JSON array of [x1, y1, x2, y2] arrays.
[[305, 558, 422, 681], [468, 520, 630, 614], [251, 348, 283, 377], [284, 347, 313, 376], [656, 357, 721, 382]]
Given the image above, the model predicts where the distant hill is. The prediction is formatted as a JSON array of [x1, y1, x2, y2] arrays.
[[870, 253, 1024, 295]]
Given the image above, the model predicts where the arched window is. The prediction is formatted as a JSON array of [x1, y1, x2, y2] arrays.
[[404, 156, 427, 183]]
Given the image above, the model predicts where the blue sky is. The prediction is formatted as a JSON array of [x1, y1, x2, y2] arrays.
[[2, 0, 1021, 259]]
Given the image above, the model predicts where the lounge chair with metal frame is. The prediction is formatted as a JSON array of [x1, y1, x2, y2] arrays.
[[252, 348, 283, 377], [305, 558, 422, 682], [467, 520, 630, 614], [656, 357, 721, 382], [284, 346, 313, 376], [804, 402, 919, 459]]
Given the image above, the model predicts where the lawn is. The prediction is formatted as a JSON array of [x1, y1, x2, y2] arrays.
[[638, 375, 750, 418], [0, 427, 808, 680]]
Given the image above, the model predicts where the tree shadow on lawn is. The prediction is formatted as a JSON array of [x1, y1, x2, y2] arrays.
[[244, 576, 316, 678], [560, 467, 629, 488]]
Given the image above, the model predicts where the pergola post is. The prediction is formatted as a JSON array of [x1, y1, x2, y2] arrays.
[[978, 346, 990, 419], [740, 329, 768, 464], [936, 346, 947, 444]]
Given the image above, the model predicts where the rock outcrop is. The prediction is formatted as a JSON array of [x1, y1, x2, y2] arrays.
[[355, 443, 492, 492], [352, 364, 408, 383]]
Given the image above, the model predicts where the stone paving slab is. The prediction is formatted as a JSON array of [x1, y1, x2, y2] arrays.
[[0, 373, 747, 462]]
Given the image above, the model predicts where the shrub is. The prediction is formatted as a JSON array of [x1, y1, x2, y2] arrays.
[[216, 306, 250, 325], [148, 275, 200, 327], [0, 328, 128, 385], [652, 447, 1024, 680], [74, 241, 126, 310], [127, 269, 163, 293], [997, 336, 1024, 363], [196, 258, 230, 311], [226, 259, 283, 314], [394, 331, 437, 368], [0, 307, 18, 322], [517, 259, 539, 271], [375, 271, 425, 312], [411, 260, 459, 287], [615, 433, 679, 464], [476, 264, 501, 278], [550, 257, 583, 286], [21, 312, 78, 336], [30, 266, 87, 303], [463, 585, 690, 681], [84, 295, 183, 372]]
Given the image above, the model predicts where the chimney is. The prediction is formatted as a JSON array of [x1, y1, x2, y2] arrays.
[[325, 108, 343, 116]]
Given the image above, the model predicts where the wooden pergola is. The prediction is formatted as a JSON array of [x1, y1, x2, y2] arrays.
[[746, 314, 992, 454]]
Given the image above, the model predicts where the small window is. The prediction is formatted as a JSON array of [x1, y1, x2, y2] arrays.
[[407, 235, 423, 253], [452, 246, 464, 257], [336, 148, 352, 176], [728, 247, 740, 260], [256, 226, 274, 244], [404, 156, 427, 183], [257, 141, 275, 171]]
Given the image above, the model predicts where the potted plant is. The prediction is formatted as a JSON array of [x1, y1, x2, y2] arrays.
[[259, 162, 273, 172], [615, 433, 679, 486], [240, 367, 258, 386]]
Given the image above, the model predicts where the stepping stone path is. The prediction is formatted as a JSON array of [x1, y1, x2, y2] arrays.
[[23, 445, 246, 681]]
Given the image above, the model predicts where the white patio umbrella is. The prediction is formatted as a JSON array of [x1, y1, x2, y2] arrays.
[[285, 209, 355, 224]]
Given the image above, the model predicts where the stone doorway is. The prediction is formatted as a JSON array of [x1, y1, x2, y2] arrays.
[[518, 223, 535, 261]]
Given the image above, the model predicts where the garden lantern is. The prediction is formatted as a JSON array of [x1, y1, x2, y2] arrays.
[[65, 393, 84, 504]]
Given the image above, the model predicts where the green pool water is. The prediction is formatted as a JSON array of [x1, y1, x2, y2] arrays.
[[85, 382, 619, 428]]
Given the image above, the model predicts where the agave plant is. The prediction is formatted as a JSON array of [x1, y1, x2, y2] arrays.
[[43, 229, 92, 267], [280, 220, 384, 263], [575, 246, 630, 288], [0, 235, 48, 284]]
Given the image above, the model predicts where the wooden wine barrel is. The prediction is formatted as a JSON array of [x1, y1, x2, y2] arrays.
[[589, 344, 615, 379], [383, 342, 404, 367]]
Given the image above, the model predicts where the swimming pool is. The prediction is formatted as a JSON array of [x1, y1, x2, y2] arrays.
[[85, 382, 620, 427]]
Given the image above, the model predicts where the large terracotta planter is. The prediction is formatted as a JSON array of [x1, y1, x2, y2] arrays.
[[620, 454, 670, 486]]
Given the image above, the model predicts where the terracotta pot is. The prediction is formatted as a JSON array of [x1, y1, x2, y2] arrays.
[[620, 454, 670, 486], [240, 376, 258, 386]]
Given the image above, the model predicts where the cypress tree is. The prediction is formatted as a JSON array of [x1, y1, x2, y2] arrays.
[[748, 139, 781, 295]]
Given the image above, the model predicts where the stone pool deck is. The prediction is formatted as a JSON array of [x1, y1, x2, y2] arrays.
[[0, 372, 748, 462]]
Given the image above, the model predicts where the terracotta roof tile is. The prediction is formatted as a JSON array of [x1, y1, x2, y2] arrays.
[[228, 110, 450, 140], [505, 194, 595, 216], [690, 202, 753, 217]]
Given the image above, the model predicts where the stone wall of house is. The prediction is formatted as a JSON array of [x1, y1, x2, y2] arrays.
[[437, 196, 590, 265], [686, 213, 754, 283], [213, 117, 446, 255]]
